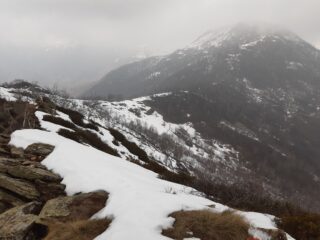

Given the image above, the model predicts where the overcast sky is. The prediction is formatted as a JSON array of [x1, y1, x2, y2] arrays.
[[0, 0, 319, 93]]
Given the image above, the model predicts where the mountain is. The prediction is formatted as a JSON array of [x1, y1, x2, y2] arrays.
[[0, 82, 303, 240], [82, 24, 320, 211], [84, 23, 320, 99]]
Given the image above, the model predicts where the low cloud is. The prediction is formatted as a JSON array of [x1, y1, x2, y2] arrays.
[[0, 0, 319, 89]]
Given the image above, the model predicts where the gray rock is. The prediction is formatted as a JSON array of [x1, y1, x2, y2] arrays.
[[0, 189, 25, 208], [34, 179, 66, 202], [0, 173, 40, 200], [10, 146, 24, 158], [0, 202, 42, 240], [25, 143, 54, 158], [39, 190, 108, 222], [0, 157, 62, 182]]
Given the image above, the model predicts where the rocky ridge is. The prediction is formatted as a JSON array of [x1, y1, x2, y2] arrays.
[[0, 100, 110, 239]]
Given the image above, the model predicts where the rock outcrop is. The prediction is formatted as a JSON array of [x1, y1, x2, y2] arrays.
[[0, 202, 42, 240], [0, 140, 110, 239], [39, 191, 108, 222], [0, 112, 110, 239], [0, 143, 65, 214]]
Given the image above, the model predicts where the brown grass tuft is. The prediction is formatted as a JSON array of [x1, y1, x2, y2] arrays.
[[44, 218, 111, 240], [162, 210, 249, 240], [277, 213, 320, 240]]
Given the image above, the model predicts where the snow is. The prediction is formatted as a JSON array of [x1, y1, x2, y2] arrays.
[[35, 111, 72, 133], [249, 228, 271, 240], [147, 71, 161, 80], [9, 128, 292, 240], [226, 53, 240, 71], [241, 212, 276, 229], [96, 94, 239, 171], [286, 61, 303, 70], [100, 94, 194, 136], [241, 78, 263, 103], [188, 27, 233, 50], [0, 87, 17, 101], [240, 36, 266, 50]]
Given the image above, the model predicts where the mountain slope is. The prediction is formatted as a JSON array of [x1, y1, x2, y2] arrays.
[[84, 23, 320, 100], [0, 83, 297, 240], [6, 78, 320, 211], [82, 24, 320, 211]]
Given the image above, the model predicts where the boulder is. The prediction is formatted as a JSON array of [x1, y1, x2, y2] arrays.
[[0, 189, 25, 208], [10, 146, 24, 158], [0, 201, 42, 240], [34, 179, 66, 202], [25, 143, 54, 160], [0, 173, 40, 200], [39, 190, 108, 222], [9, 166, 62, 182]]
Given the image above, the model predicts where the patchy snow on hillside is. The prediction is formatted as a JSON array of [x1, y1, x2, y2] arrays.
[[0, 87, 17, 101], [35, 111, 73, 133], [286, 61, 303, 70], [10, 128, 293, 240], [147, 71, 161, 80], [97, 94, 239, 170]]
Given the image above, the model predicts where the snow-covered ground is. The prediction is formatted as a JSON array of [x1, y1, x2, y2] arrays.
[[0, 87, 16, 101], [0, 84, 295, 240], [98, 93, 240, 170], [10, 129, 293, 240]]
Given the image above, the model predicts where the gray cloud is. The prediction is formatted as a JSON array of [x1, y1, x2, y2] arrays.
[[0, 0, 319, 93]]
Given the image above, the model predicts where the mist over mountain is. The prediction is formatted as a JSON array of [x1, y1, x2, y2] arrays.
[[85, 24, 320, 99]]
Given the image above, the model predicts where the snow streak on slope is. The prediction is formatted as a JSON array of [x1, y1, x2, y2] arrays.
[[10, 129, 293, 240]]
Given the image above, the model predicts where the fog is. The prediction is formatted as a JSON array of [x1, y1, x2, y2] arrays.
[[0, 0, 319, 94]]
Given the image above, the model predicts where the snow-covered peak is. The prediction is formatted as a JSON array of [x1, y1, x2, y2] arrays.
[[188, 26, 234, 49], [187, 23, 305, 50]]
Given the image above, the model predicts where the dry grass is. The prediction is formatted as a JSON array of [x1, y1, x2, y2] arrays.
[[162, 210, 249, 240], [277, 213, 320, 240], [44, 218, 111, 240]]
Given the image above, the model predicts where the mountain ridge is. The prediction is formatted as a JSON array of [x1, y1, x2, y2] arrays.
[[84, 23, 320, 99]]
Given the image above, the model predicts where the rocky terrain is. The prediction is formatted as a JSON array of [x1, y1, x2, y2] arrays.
[[0, 100, 110, 239], [1, 80, 320, 240]]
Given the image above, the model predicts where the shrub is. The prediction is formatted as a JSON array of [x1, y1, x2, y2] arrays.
[[162, 210, 249, 240], [108, 128, 149, 162], [58, 128, 119, 157], [56, 106, 99, 131], [42, 115, 77, 130], [58, 129, 82, 143]]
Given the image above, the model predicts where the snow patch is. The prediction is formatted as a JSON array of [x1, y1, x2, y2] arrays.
[[0, 87, 17, 101], [10, 129, 291, 240]]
